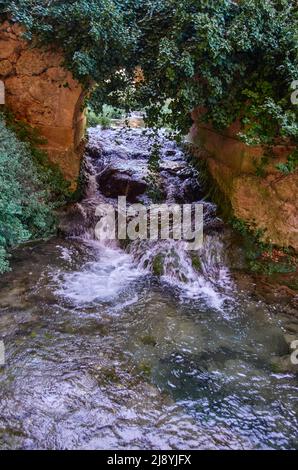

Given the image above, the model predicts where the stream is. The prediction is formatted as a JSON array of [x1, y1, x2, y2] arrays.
[[0, 127, 297, 450]]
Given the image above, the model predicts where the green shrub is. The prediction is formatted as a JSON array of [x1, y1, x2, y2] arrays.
[[87, 110, 111, 129], [231, 218, 297, 275], [87, 105, 125, 129], [102, 105, 125, 120], [87, 109, 103, 128], [0, 113, 70, 273]]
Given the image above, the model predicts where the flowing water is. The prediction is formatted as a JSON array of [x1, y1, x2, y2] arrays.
[[0, 127, 297, 450]]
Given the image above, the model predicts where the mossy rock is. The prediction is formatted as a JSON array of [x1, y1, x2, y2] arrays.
[[152, 254, 165, 276], [190, 252, 202, 272], [101, 366, 120, 383], [137, 361, 152, 378], [141, 334, 157, 347]]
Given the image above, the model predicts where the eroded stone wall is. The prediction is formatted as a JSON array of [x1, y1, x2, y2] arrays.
[[190, 112, 298, 251], [0, 21, 86, 187]]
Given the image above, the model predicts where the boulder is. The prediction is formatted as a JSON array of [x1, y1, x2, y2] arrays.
[[97, 168, 147, 202]]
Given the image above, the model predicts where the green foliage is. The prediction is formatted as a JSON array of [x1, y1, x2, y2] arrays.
[[276, 149, 298, 174], [87, 109, 102, 129], [190, 253, 202, 272], [103, 105, 125, 120], [87, 109, 111, 129], [1, 1, 297, 157], [231, 218, 296, 275], [3, 110, 71, 204], [0, 113, 70, 273], [136, 0, 298, 145], [0, 0, 140, 92], [87, 105, 125, 128]]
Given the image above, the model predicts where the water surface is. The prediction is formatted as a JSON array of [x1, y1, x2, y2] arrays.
[[0, 128, 297, 450]]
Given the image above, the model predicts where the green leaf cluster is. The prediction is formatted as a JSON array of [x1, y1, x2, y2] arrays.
[[0, 1, 297, 162], [0, 113, 69, 273]]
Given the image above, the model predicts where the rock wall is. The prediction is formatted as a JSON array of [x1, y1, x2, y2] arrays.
[[0, 21, 86, 187], [190, 112, 298, 251]]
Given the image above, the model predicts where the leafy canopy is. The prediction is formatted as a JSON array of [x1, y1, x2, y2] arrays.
[[0, 0, 297, 145]]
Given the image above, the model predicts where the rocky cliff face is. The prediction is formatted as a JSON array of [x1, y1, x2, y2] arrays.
[[190, 112, 298, 252], [0, 21, 86, 187]]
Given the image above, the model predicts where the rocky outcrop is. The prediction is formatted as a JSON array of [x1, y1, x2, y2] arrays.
[[190, 112, 298, 251], [0, 21, 86, 187]]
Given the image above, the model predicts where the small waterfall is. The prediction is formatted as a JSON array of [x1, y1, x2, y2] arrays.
[[58, 126, 234, 309], [55, 241, 144, 304], [129, 234, 234, 309]]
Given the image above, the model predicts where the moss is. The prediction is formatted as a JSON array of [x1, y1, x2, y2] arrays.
[[141, 335, 157, 347], [137, 361, 152, 378], [44, 332, 54, 341], [152, 254, 165, 276], [101, 366, 119, 383], [271, 361, 282, 374], [250, 260, 296, 276], [283, 279, 298, 292], [190, 253, 202, 272]]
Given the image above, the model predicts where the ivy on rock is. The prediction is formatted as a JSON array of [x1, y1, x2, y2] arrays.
[[0, 0, 297, 151]]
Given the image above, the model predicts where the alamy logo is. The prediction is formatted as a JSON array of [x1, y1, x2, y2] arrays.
[[0, 80, 5, 105], [95, 197, 204, 250], [290, 340, 298, 365], [291, 80, 298, 105], [0, 341, 5, 366]]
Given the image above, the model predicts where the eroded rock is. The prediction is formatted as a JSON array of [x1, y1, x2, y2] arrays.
[[0, 20, 87, 187]]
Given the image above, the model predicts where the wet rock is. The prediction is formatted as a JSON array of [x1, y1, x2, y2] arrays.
[[165, 149, 176, 157], [97, 168, 147, 202], [180, 178, 203, 202], [159, 160, 187, 174], [271, 355, 298, 374], [0, 286, 28, 309], [203, 203, 224, 232], [85, 140, 102, 160], [58, 203, 89, 237], [284, 334, 298, 346], [284, 321, 298, 335]]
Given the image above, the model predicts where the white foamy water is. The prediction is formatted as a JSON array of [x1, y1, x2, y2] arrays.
[[55, 237, 233, 311], [129, 237, 234, 310], [55, 242, 144, 304], [56, 128, 235, 310]]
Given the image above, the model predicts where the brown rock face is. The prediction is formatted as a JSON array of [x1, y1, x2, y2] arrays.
[[190, 111, 298, 251], [0, 20, 86, 187]]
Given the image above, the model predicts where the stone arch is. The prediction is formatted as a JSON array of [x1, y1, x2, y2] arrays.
[[0, 21, 87, 187]]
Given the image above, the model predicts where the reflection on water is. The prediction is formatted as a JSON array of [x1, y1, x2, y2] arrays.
[[0, 238, 297, 450]]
